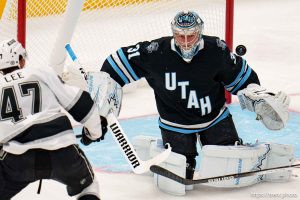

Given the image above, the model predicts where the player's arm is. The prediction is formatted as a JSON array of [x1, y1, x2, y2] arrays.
[[217, 40, 260, 95], [99, 41, 155, 116], [36, 67, 106, 142], [217, 40, 290, 130], [100, 41, 154, 87]]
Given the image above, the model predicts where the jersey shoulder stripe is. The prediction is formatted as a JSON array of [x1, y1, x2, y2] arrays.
[[117, 48, 140, 81], [107, 55, 130, 84]]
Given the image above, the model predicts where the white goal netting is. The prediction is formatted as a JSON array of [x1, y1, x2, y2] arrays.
[[0, 0, 228, 89]]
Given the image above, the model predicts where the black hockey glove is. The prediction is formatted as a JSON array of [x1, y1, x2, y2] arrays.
[[80, 127, 98, 146], [80, 116, 108, 146], [100, 115, 108, 139]]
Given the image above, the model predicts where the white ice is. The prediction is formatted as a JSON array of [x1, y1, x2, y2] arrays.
[[13, 0, 300, 199]]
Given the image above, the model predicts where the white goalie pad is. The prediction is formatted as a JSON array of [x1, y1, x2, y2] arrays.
[[237, 84, 290, 130], [132, 136, 187, 196], [264, 143, 295, 182], [132, 135, 157, 165], [199, 143, 270, 188], [198, 142, 295, 188], [87, 71, 123, 117], [151, 140, 187, 196]]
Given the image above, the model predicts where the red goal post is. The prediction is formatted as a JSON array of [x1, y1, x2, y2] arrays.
[[0, 0, 234, 103]]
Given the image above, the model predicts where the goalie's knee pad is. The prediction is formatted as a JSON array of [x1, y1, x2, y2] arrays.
[[150, 139, 187, 196], [76, 179, 100, 200], [199, 144, 270, 188], [132, 135, 158, 162], [132, 135, 158, 176], [264, 143, 295, 182], [133, 135, 194, 195]]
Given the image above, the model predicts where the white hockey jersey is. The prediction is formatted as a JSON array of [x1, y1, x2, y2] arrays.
[[0, 65, 102, 154]]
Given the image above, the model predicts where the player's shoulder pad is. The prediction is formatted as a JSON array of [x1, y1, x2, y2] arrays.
[[203, 35, 236, 64], [140, 36, 171, 54], [27, 65, 60, 82], [203, 35, 228, 51]]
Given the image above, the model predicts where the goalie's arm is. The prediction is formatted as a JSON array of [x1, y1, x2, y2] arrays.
[[215, 44, 290, 130], [100, 41, 159, 87], [217, 44, 261, 95], [101, 59, 127, 87], [100, 45, 144, 87]]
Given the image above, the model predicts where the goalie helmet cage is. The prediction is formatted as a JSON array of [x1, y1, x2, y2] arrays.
[[0, 0, 233, 103]]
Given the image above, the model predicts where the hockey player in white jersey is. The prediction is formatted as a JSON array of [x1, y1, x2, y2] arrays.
[[0, 39, 107, 200]]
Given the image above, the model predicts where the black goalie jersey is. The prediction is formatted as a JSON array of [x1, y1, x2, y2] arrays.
[[101, 35, 260, 134]]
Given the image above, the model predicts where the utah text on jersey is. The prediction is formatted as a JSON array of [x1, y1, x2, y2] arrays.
[[101, 36, 260, 134]]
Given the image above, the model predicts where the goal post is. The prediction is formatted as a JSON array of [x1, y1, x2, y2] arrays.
[[0, 0, 234, 103], [225, 0, 234, 103], [17, 0, 25, 48]]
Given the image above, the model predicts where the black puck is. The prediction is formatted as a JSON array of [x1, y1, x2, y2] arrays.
[[235, 45, 247, 56]]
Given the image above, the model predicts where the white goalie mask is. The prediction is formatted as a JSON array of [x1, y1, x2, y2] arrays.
[[171, 11, 204, 62], [0, 38, 27, 70]]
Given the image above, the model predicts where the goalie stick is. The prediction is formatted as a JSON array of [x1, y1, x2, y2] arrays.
[[65, 44, 171, 174], [150, 163, 300, 185]]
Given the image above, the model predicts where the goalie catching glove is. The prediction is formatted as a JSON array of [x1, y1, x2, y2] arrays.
[[81, 116, 108, 146], [237, 84, 290, 130]]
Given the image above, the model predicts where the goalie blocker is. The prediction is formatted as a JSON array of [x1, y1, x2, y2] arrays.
[[86, 71, 123, 117]]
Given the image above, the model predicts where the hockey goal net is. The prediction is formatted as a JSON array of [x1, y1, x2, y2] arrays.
[[0, 0, 233, 103]]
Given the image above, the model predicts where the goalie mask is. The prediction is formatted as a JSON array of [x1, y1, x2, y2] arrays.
[[171, 11, 204, 63], [0, 38, 27, 70]]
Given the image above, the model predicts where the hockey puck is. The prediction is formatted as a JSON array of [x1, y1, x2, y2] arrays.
[[235, 45, 247, 56]]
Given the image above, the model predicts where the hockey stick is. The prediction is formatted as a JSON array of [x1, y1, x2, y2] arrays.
[[150, 163, 300, 185], [65, 44, 172, 174]]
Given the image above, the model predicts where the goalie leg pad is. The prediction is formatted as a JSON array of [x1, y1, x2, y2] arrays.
[[132, 135, 158, 162], [132, 135, 157, 176], [133, 136, 192, 195], [150, 140, 187, 196], [264, 143, 295, 182], [199, 144, 270, 188]]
